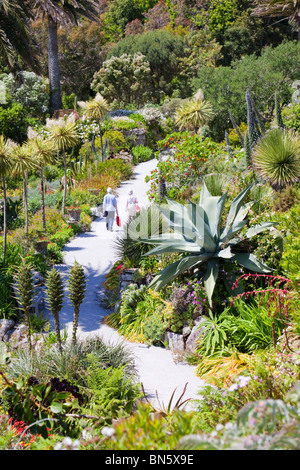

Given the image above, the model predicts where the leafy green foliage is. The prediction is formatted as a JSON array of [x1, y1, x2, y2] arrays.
[[91, 53, 151, 106]]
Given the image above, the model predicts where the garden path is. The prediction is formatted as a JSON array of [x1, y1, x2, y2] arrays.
[[53, 158, 206, 410]]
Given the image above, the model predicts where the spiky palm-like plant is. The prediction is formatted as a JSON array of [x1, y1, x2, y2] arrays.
[[27, 132, 56, 230], [14, 258, 35, 351], [0, 135, 16, 255], [68, 261, 86, 345], [141, 183, 275, 307], [252, 128, 300, 188], [175, 97, 214, 134], [46, 267, 64, 353], [12, 142, 37, 236], [78, 93, 111, 162], [46, 116, 80, 214]]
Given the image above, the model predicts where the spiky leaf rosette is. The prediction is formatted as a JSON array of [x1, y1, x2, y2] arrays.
[[175, 98, 214, 133], [141, 183, 275, 307], [252, 128, 300, 187], [68, 262, 86, 344], [46, 267, 64, 352]]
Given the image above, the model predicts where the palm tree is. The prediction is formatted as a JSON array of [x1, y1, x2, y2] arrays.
[[46, 116, 80, 214], [33, 0, 100, 114], [252, 127, 300, 189], [0, 135, 16, 255], [251, 0, 300, 40], [27, 130, 56, 230], [175, 90, 214, 134], [0, 0, 39, 70], [78, 93, 111, 162], [12, 142, 36, 236]]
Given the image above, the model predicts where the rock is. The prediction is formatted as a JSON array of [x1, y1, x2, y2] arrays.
[[0, 319, 15, 341], [182, 326, 192, 338], [165, 331, 185, 355], [9, 324, 27, 345], [185, 316, 206, 354]]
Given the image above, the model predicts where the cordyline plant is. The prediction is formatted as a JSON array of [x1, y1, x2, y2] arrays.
[[142, 183, 275, 307], [68, 261, 86, 345], [46, 267, 64, 353]]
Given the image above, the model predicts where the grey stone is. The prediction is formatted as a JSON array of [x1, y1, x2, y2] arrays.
[[0, 319, 15, 340], [165, 331, 185, 355], [185, 316, 207, 354]]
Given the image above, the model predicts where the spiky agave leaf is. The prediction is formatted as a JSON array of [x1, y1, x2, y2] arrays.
[[252, 128, 300, 187], [143, 183, 274, 306]]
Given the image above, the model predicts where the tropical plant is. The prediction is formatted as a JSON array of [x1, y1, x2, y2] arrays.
[[175, 94, 214, 134], [45, 267, 64, 353], [46, 116, 80, 213], [33, 0, 99, 113], [252, 127, 300, 188], [12, 142, 36, 236], [78, 93, 111, 162], [0, 135, 16, 255], [68, 261, 86, 345], [14, 258, 35, 351], [142, 183, 275, 307], [0, 0, 38, 70], [27, 132, 56, 230]]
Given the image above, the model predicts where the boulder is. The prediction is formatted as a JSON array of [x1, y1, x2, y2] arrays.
[[185, 316, 206, 354], [0, 319, 15, 341], [165, 331, 185, 355]]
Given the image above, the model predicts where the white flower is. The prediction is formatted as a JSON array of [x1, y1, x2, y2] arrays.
[[238, 376, 251, 388], [101, 426, 115, 437], [215, 423, 223, 431], [228, 383, 239, 392]]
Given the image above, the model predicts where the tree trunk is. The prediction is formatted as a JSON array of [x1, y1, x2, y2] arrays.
[[2, 175, 6, 256], [23, 170, 28, 236], [62, 150, 67, 214], [40, 168, 46, 231], [48, 15, 62, 115]]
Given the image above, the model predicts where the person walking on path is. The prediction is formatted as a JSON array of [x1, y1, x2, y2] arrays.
[[103, 187, 118, 231], [125, 189, 139, 222]]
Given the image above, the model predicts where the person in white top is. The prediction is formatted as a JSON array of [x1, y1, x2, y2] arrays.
[[125, 189, 139, 222], [103, 187, 118, 231]]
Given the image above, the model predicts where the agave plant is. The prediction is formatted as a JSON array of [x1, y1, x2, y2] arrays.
[[252, 128, 300, 188], [142, 183, 275, 307]]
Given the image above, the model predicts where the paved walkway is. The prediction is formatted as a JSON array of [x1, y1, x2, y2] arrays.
[[54, 159, 205, 410]]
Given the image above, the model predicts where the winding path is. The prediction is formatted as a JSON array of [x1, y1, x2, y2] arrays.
[[53, 159, 206, 410]]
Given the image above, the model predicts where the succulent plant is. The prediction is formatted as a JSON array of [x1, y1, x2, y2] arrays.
[[46, 267, 64, 353], [68, 261, 86, 345], [142, 183, 275, 307], [252, 128, 300, 188], [14, 258, 35, 350]]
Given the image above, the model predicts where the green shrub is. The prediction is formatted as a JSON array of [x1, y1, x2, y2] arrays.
[[102, 130, 126, 154], [132, 145, 153, 164]]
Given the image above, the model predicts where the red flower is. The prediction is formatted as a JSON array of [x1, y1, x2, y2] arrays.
[[116, 264, 123, 271]]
